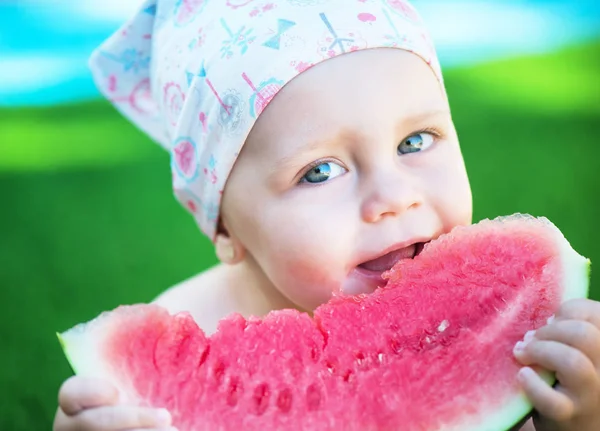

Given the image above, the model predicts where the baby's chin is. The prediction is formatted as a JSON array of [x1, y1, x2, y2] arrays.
[[277, 265, 387, 310], [340, 269, 386, 296], [279, 274, 381, 312]]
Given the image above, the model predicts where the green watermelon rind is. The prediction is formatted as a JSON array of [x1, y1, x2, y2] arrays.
[[56, 332, 72, 371], [57, 315, 142, 404], [457, 215, 590, 431], [56, 215, 592, 431], [57, 328, 91, 376], [57, 331, 82, 376]]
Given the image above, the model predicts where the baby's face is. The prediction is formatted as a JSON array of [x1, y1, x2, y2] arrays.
[[221, 48, 472, 311]]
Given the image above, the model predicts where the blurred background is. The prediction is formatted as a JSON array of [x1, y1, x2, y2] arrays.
[[1, 1, 599, 429]]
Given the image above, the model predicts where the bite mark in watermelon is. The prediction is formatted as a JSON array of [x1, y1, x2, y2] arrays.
[[58, 214, 591, 431]]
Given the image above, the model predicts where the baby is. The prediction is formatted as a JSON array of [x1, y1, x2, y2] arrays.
[[53, 1, 600, 430]]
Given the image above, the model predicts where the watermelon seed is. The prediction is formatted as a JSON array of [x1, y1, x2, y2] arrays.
[[378, 352, 385, 364], [437, 320, 450, 332], [276, 388, 293, 413], [342, 370, 354, 383], [355, 352, 366, 366], [198, 346, 210, 367], [252, 383, 270, 416], [306, 384, 321, 411], [389, 337, 403, 354], [226, 376, 243, 407], [213, 361, 226, 386], [325, 361, 336, 374], [416, 332, 436, 351]]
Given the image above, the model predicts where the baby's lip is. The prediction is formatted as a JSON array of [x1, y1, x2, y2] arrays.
[[358, 244, 417, 272], [355, 239, 428, 273]]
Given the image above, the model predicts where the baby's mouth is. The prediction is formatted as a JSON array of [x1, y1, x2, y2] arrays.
[[343, 242, 426, 296], [358, 242, 425, 273]]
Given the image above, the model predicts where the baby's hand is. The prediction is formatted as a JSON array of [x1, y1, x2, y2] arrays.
[[513, 298, 600, 431], [53, 376, 176, 431]]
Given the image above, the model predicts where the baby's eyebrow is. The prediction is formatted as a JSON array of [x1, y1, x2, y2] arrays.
[[398, 108, 451, 126], [271, 137, 338, 175]]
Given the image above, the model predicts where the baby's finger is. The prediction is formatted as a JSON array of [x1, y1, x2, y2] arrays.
[[514, 339, 599, 393], [58, 376, 119, 416], [73, 405, 172, 430], [128, 429, 178, 431], [53, 408, 177, 431], [129, 429, 178, 431], [534, 319, 600, 368], [517, 367, 575, 422], [53, 407, 70, 431], [555, 299, 600, 329]]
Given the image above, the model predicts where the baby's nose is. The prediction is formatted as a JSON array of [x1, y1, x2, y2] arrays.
[[360, 174, 423, 223]]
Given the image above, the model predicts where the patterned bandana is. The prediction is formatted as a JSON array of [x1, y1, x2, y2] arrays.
[[89, 0, 444, 240]]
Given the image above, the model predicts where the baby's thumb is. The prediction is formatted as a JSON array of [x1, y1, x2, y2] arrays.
[[59, 376, 119, 416]]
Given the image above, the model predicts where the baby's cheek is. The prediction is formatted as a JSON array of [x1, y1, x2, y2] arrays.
[[278, 254, 342, 309], [434, 147, 473, 228], [259, 207, 353, 309], [286, 256, 338, 288]]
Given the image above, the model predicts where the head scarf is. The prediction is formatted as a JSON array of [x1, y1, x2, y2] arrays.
[[89, 0, 443, 240]]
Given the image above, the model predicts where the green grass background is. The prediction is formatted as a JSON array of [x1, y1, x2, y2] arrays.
[[1, 42, 599, 430]]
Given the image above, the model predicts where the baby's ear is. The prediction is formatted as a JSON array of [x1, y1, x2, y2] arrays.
[[215, 221, 245, 265]]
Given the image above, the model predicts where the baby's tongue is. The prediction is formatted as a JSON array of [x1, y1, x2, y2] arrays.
[[359, 244, 416, 272]]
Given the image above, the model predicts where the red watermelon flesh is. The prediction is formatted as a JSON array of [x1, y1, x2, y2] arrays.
[[58, 214, 590, 431]]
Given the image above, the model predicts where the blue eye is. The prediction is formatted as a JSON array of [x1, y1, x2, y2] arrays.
[[300, 161, 346, 184], [398, 132, 435, 155]]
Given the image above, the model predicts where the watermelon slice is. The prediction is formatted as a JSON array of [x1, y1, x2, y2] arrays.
[[57, 214, 591, 431]]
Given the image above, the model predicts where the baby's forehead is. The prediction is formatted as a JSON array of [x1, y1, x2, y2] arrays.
[[248, 49, 448, 149]]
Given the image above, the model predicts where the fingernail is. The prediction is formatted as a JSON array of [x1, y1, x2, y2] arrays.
[[547, 315, 555, 325], [523, 330, 536, 343], [155, 408, 172, 427], [518, 367, 535, 382], [514, 341, 526, 354]]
